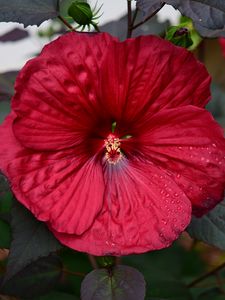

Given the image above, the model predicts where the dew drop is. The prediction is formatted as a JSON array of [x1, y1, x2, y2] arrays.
[[212, 143, 217, 148], [176, 174, 181, 179], [162, 219, 167, 225]]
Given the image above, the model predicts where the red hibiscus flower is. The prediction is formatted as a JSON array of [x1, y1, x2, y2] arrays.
[[0, 32, 225, 256]]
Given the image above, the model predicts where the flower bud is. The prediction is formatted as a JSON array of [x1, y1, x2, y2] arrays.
[[96, 256, 116, 268], [68, 1, 93, 26], [166, 25, 193, 49]]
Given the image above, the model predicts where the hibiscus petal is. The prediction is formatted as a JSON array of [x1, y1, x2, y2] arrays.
[[98, 35, 211, 130], [0, 114, 105, 235], [51, 159, 191, 256], [123, 105, 225, 216], [12, 32, 116, 151]]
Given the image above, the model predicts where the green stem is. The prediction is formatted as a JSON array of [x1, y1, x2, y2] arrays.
[[58, 15, 76, 32], [127, 0, 133, 38], [132, 2, 165, 31], [187, 262, 225, 288], [62, 268, 85, 277], [131, 7, 138, 27], [88, 254, 98, 269]]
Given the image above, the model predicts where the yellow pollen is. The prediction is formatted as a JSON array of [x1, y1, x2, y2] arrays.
[[104, 135, 123, 165]]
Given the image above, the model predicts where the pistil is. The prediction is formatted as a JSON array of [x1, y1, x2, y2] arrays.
[[104, 134, 123, 164]]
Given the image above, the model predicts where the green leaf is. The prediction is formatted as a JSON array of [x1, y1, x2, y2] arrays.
[[187, 199, 225, 250], [36, 291, 80, 300], [0, 0, 59, 27], [81, 265, 146, 300], [0, 102, 11, 124], [0, 219, 11, 248], [59, 248, 91, 296], [0, 255, 62, 298], [136, 1, 164, 18], [166, 0, 225, 37], [137, 0, 225, 37], [147, 279, 192, 300], [4, 200, 61, 282], [0, 192, 13, 216], [148, 298, 167, 300], [123, 243, 193, 299], [0, 28, 29, 42], [0, 173, 10, 195], [207, 82, 225, 128], [197, 287, 225, 300]]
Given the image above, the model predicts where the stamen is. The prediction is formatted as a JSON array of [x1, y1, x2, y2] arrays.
[[104, 134, 123, 165]]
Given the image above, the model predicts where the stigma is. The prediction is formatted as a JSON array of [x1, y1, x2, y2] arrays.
[[104, 134, 123, 165]]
